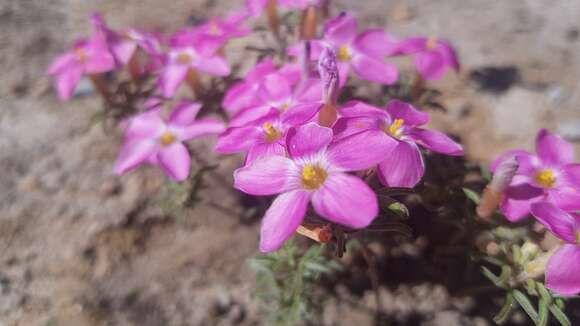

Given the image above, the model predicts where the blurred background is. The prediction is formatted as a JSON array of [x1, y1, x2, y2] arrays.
[[1, 0, 579, 325]]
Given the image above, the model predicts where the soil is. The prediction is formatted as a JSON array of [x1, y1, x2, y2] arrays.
[[1, 0, 579, 325]]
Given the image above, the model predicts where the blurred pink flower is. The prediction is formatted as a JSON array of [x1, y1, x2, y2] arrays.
[[234, 123, 392, 252], [246, 0, 322, 17], [114, 102, 225, 181], [492, 129, 580, 221], [530, 202, 580, 296], [172, 11, 250, 49], [395, 36, 459, 80], [333, 100, 464, 187]]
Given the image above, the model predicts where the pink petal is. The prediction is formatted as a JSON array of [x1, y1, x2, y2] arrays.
[[500, 179, 543, 222], [215, 125, 262, 153], [158, 143, 191, 181], [324, 13, 358, 46], [546, 244, 580, 296], [536, 129, 574, 166], [294, 79, 323, 103], [338, 101, 388, 118], [47, 52, 77, 75], [246, 142, 286, 164], [230, 105, 272, 127], [247, 57, 276, 82], [260, 190, 311, 252], [550, 188, 580, 212], [158, 64, 188, 97], [246, 0, 270, 17], [112, 41, 138, 65], [439, 40, 460, 71], [234, 156, 297, 195], [125, 109, 165, 140], [353, 29, 398, 58], [328, 130, 396, 171], [409, 128, 464, 156], [415, 51, 448, 80], [311, 173, 378, 228], [282, 102, 322, 126], [337, 61, 351, 87], [54, 65, 84, 101], [562, 163, 580, 188], [168, 102, 202, 125], [175, 119, 225, 140], [114, 139, 159, 175], [394, 37, 427, 55], [195, 55, 231, 76], [351, 54, 398, 85], [386, 100, 430, 126], [377, 141, 424, 188], [332, 116, 381, 141], [490, 149, 537, 176], [286, 123, 333, 159], [223, 82, 259, 114], [259, 73, 292, 103], [530, 202, 577, 243]]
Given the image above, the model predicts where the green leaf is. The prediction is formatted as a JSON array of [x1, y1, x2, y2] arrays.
[[387, 201, 410, 219], [537, 283, 552, 304], [538, 298, 549, 326], [549, 304, 571, 326], [513, 289, 539, 323], [481, 266, 502, 287], [493, 292, 515, 325], [462, 187, 481, 204]]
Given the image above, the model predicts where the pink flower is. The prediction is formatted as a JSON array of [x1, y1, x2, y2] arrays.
[[290, 12, 399, 86], [333, 100, 464, 188], [234, 122, 394, 252], [395, 36, 459, 80], [492, 129, 580, 221], [158, 36, 231, 97], [47, 33, 116, 101], [246, 0, 322, 17], [530, 202, 580, 296], [114, 102, 225, 181], [171, 11, 250, 49]]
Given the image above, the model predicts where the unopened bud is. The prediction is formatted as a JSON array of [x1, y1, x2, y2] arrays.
[[476, 157, 518, 219], [296, 223, 333, 243]]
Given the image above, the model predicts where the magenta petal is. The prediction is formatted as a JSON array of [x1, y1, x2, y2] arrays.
[[159, 65, 188, 97], [246, 0, 270, 17], [114, 139, 159, 175], [530, 202, 577, 243], [259, 74, 292, 103], [282, 102, 322, 126], [175, 119, 226, 140], [394, 37, 427, 55], [328, 130, 396, 171], [169, 102, 202, 125], [546, 244, 580, 296], [223, 82, 257, 114], [490, 149, 537, 175], [234, 156, 297, 195], [415, 51, 448, 80], [286, 123, 333, 159], [500, 179, 543, 222], [332, 116, 381, 141], [246, 142, 286, 164], [247, 57, 276, 82], [536, 129, 575, 166], [386, 100, 429, 126], [339, 101, 388, 118], [439, 40, 460, 71], [377, 141, 424, 188], [215, 125, 262, 153], [195, 55, 231, 76], [47, 52, 77, 75], [562, 163, 580, 188], [260, 190, 311, 252], [409, 128, 464, 156], [353, 29, 398, 58], [550, 188, 580, 212], [324, 13, 358, 46], [230, 105, 272, 127], [351, 54, 398, 85], [311, 173, 378, 228], [54, 65, 84, 101], [125, 109, 165, 139], [158, 143, 191, 181]]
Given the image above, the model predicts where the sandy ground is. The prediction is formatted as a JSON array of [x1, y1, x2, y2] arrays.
[[1, 0, 579, 325]]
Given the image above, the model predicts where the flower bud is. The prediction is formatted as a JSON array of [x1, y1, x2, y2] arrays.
[[476, 157, 518, 219]]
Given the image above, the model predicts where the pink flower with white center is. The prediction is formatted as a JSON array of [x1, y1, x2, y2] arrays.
[[47, 33, 116, 101], [222, 58, 301, 116], [234, 122, 394, 252], [333, 100, 464, 188], [172, 11, 250, 48], [246, 0, 322, 17], [530, 202, 580, 296], [158, 37, 231, 97], [395, 36, 460, 80], [114, 102, 225, 181], [491, 129, 580, 222], [289, 12, 399, 86]]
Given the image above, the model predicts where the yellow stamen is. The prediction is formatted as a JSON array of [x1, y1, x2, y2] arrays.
[[263, 122, 283, 143], [159, 132, 177, 146], [337, 44, 352, 61], [177, 53, 192, 65], [386, 118, 405, 138], [302, 165, 328, 190], [576, 231, 580, 245], [534, 169, 556, 188], [279, 103, 289, 112], [426, 37, 438, 51]]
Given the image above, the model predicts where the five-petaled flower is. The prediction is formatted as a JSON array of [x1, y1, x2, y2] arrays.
[[333, 100, 464, 188], [491, 129, 580, 221], [114, 102, 225, 181], [395, 36, 459, 80], [234, 122, 394, 252]]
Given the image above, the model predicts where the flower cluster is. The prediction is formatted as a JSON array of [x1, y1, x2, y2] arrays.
[[491, 130, 580, 296], [48, 6, 463, 251]]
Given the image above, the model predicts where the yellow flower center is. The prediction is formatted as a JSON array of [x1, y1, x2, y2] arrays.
[[75, 48, 88, 62], [159, 132, 177, 146], [279, 102, 289, 112], [426, 37, 438, 51], [386, 118, 405, 138], [177, 53, 192, 65], [302, 165, 328, 190], [576, 231, 580, 245], [534, 169, 556, 188], [263, 122, 283, 143], [337, 44, 352, 61]]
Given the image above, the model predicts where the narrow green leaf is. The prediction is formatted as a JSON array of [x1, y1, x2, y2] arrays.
[[513, 290, 539, 323], [493, 292, 515, 325], [462, 187, 481, 204], [537, 283, 552, 304], [538, 299, 549, 326], [549, 304, 571, 326], [481, 266, 502, 286], [498, 265, 513, 285]]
